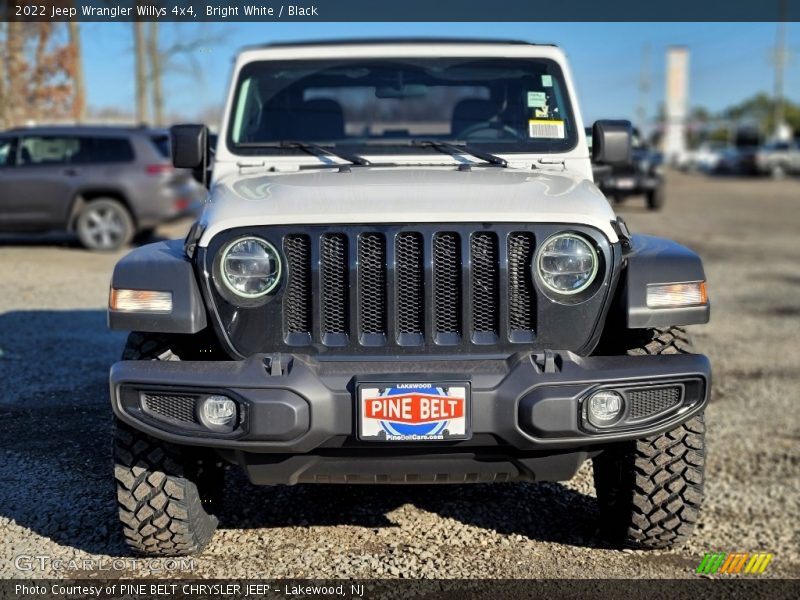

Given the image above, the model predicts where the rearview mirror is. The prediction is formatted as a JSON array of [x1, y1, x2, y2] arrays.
[[375, 84, 428, 99], [591, 120, 632, 166], [171, 124, 208, 185]]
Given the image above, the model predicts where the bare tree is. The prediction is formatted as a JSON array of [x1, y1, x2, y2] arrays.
[[145, 24, 228, 126], [5, 22, 27, 127], [67, 18, 86, 122], [1, 21, 74, 127], [133, 19, 149, 124], [147, 21, 164, 126], [0, 23, 7, 129]]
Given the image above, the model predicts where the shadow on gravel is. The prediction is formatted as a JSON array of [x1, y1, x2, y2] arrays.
[[218, 474, 608, 549], [0, 231, 169, 249], [0, 232, 82, 248], [0, 310, 127, 556], [0, 309, 606, 556]]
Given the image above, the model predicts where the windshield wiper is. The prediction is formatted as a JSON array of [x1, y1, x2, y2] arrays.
[[236, 141, 371, 166], [411, 140, 508, 168], [281, 141, 371, 166]]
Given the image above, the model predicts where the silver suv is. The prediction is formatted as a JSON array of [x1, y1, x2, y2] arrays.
[[0, 126, 204, 250]]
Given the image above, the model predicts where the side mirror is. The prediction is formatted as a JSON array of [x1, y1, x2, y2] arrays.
[[592, 120, 632, 166], [171, 124, 208, 186]]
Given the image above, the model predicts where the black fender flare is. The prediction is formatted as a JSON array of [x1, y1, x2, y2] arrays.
[[623, 234, 710, 329], [108, 239, 207, 334]]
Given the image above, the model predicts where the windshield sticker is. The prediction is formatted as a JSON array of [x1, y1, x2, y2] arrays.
[[533, 106, 550, 118], [541, 74, 553, 87], [529, 119, 565, 139], [527, 91, 547, 108]]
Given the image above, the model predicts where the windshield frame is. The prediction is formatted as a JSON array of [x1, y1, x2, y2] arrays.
[[224, 56, 580, 158]]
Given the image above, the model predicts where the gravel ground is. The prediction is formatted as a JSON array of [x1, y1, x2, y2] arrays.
[[0, 172, 798, 579]]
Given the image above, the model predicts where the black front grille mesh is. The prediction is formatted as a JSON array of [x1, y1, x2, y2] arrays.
[[321, 234, 349, 336], [283, 235, 312, 333], [278, 229, 538, 347], [470, 233, 499, 335], [508, 232, 536, 334], [433, 233, 462, 337], [396, 233, 424, 335], [628, 386, 682, 419], [142, 393, 196, 423], [358, 233, 387, 335]]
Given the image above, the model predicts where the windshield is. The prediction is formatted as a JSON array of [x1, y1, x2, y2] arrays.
[[227, 57, 578, 155]]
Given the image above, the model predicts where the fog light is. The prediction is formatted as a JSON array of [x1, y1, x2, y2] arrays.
[[587, 390, 625, 427], [200, 395, 236, 427]]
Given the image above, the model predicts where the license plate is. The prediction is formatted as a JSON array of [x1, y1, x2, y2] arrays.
[[358, 383, 470, 442], [616, 177, 636, 189]]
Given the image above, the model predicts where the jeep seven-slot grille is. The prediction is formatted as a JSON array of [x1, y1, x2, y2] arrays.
[[508, 232, 536, 339], [433, 233, 462, 341], [320, 234, 349, 340], [280, 229, 538, 348], [283, 235, 312, 334]]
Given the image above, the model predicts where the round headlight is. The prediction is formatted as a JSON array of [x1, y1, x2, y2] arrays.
[[220, 236, 281, 298], [536, 233, 598, 295]]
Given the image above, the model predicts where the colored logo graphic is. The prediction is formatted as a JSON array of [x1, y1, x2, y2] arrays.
[[364, 386, 463, 438], [696, 552, 773, 575]]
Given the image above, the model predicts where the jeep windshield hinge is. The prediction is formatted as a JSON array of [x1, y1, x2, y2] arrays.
[[183, 222, 206, 259], [533, 158, 566, 170]]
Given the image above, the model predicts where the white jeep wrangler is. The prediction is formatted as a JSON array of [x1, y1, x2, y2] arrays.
[[108, 39, 710, 556]]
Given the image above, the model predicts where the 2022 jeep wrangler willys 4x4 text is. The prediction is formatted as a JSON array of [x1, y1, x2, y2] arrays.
[[107, 39, 710, 556]]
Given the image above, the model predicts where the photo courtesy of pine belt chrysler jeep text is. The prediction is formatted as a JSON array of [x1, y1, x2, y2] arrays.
[[106, 39, 711, 556]]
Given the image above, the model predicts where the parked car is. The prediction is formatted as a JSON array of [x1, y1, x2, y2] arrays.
[[587, 126, 665, 210], [108, 39, 710, 556], [679, 141, 729, 172], [0, 126, 204, 250], [754, 140, 800, 178], [714, 145, 759, 176]]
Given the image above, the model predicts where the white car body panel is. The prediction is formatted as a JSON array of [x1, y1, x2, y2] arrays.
[[200, 41, 618, 246], [197, 166, 619, 246]]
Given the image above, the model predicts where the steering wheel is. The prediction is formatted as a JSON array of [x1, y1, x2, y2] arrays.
[[458, 121, 523, 141]]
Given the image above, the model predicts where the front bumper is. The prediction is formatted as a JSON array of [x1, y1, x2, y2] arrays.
[[111, 350, 709, 453]]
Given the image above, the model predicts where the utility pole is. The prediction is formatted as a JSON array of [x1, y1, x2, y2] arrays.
[[772, 17, 787, 138], [636, 43, 651, 137]]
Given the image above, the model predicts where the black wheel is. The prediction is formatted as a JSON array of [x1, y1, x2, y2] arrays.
[[770, 164, 786, 179], [592, 326, 706, 549], [113, 333, 223, 556], [133, 227, 157, 244], [76, 198, 134, 250], [646, 186, 665, 211]]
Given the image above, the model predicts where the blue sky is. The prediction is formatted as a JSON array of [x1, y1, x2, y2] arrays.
[[81, 22, 799, 123]]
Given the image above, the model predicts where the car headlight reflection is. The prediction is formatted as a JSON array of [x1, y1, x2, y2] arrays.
[[536, 233, 598, 295], [220, 236, 281, 298]]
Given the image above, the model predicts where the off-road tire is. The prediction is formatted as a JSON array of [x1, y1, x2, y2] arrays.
[[114, 421, 219, 555], [132, 227, 157, 244], [770, 164, 787, 179], [646, 185, 665, 211], [592, 326, 706, 549], [113, 332, 223, 556]]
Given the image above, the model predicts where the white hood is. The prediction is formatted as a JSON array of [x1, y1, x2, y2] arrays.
[[197, 166, 619, 246]]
